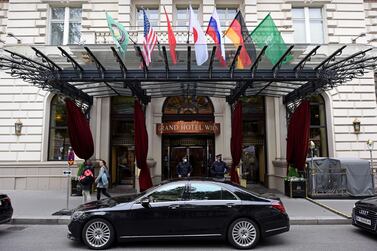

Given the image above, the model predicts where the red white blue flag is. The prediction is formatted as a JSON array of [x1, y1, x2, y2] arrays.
[[206, 8, 226, 66], [142, 9, 158, 66]]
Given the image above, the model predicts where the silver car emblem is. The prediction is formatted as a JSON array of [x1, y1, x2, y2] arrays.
[[359, 210, 368, 216]]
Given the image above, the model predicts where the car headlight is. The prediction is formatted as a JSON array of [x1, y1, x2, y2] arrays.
[[71, 211, 85, 221]]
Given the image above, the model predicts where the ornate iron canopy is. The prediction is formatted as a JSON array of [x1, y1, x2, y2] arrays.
[[0, 43, 376, 107]]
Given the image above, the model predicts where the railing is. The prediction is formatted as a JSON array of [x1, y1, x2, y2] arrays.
[[306, 164, 348, 198], [95, 26, 230, 45]]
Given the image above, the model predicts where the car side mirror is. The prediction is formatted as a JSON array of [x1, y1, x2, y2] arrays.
[[141, 197, 150, 208]]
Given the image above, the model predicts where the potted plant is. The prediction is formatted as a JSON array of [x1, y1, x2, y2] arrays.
[[284, 166, 306, 198]]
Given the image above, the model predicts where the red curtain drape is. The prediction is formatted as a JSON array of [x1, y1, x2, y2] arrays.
[[230, 101, 243, 184], [65, 99, 94, 160], [134, 100, 153, 192], [286, 100, 311, 171]]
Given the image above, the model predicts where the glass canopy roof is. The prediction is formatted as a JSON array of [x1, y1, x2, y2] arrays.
[[0, 43, 376, 106]]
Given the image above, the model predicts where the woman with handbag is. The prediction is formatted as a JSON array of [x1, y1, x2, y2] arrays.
[[95, 159, 112, 200]]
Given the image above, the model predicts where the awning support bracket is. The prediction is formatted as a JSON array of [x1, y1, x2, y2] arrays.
[[230, 45, 242, 78], [111, 47, 127, 80], [272, 45, 294, 78], [58, 46, 84, 79], [294, 45, 320, 77]]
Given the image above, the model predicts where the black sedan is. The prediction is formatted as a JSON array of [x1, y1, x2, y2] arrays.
[[68, 179, 289, 250], [352, 196, 377, 233], [0, 194, 13, 224]]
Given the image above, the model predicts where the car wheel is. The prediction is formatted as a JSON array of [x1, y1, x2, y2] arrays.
[[82, 218, 115, 250], [228, 218, 260, 249]]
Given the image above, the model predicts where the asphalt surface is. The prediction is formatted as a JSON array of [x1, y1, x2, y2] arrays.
[[0, 224, 376, 251]]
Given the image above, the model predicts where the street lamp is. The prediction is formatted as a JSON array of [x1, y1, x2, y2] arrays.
[[309, 140, 316, 195], [366, 139, 375, 191]]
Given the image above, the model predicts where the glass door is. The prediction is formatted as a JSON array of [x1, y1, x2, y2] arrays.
[[188, 147, 206, 177]]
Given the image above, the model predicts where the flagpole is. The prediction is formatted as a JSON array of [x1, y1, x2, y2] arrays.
[[187, 4, 191, 44]]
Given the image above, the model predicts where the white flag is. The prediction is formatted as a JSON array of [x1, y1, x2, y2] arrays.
[[189, 5, 208, 66]]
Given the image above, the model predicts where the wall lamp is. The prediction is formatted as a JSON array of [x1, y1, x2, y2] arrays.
[[15, 119, 23, 136], [352, 33, 366, 44], [353, 118, 361, 134], [7, 33, 21, 44]]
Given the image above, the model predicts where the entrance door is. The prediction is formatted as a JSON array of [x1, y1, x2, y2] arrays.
[[111, 146, 135, 187], [169, 146, 207, 178], [188, 147, 206, 177], [170, 147, 187, 178]]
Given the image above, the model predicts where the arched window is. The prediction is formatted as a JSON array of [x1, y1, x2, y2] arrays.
[[309, 95, 328, 157], [48, 95, 70, 161], [162, 96, 214, 122]]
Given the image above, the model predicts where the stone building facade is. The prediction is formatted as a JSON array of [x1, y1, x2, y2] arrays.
[[0, 0, 377, 192]]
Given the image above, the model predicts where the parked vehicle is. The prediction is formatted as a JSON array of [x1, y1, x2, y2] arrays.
[[352, 196, 377, 234], [68, 178, 289, 250], [0, 194, 13, 224]]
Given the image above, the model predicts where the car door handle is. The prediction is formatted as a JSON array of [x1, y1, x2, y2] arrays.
[[226, 203, 236, 208], [169, 204, 180, 209]]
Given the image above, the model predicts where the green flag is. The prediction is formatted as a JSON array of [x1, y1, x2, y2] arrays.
[[251, 14, 293, 65], [106, 13, 129, 54]]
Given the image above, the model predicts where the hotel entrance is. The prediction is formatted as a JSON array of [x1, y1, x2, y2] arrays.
[[162, 136, 215, 179], [160, 96, 216, 180]]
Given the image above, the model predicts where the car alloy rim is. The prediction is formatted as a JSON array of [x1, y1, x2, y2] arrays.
[[232, 220, 257, 247], [85, 221, 111, 248]]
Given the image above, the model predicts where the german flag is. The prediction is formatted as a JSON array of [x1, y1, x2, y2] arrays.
[[224, 11, 256, 69]]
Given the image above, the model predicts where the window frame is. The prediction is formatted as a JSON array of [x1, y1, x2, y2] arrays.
[[308, 95, 329, 157], [47, 95, 70, 161], [216, 7, 238, 27], [292, 6, 325, 44], [174, 5, 201, 29], [49, 6, 82, 45], [136, 6, 160, 29]]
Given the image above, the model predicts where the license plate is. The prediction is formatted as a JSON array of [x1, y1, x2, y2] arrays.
[[356, 215, 371, 225]]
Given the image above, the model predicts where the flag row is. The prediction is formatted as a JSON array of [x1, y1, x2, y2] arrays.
[[106, 7, 292, 69]]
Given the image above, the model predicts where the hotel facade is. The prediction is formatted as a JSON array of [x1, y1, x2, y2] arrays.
[[0, 0, 377, 192]]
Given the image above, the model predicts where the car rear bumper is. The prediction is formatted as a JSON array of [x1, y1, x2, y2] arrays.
[[0, 208, 13, 224], [262, 214, 290, 238]]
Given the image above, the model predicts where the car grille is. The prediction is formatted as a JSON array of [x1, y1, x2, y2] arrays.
[[354, 205, 377, 231]]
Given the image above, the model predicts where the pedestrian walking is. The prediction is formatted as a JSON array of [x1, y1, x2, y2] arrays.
[[176, 156, 192, 178], [95, 159, 111, 200], [79, 161, 95, 203], [210, 154, 228, 181]]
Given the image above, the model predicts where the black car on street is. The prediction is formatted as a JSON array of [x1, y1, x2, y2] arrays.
[[352, 196, 377, 233], [0, 194, 13, 224], [68, 179, 290, 249]]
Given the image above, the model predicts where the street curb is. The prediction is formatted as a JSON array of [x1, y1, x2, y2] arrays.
[[11, 217, 70, 225], [10, 217, 352, 226]]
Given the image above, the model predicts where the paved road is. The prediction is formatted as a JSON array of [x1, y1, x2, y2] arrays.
[[0, 224, 376, 251]]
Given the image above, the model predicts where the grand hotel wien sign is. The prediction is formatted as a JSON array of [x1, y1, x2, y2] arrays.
[[156, 121, 220, 135]]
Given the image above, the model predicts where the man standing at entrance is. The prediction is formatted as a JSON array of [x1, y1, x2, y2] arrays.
[[176, 156, 192, 178], [211, 154, 228, 181]]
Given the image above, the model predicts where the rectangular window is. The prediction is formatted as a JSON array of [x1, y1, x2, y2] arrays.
[[217, 7, 237, 27], [175, 6, 198, 30], [137, 7, 159, 28], [50, 7, 82, 45], [292, 7, 324, 44]]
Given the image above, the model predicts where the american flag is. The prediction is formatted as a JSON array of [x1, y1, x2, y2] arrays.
[[142, 9, 158, 66]]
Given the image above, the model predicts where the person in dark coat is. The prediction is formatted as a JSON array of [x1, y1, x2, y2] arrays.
[[176, 156, 192, 178], [211, 154, 228, 180], [79, 161, 94, 203]]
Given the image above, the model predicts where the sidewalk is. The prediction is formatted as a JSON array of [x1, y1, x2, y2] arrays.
[[2, 188, 355, 225]]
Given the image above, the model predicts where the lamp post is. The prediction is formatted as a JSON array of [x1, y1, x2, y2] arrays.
[[309, 140, 316, 195], [366, 139, 375, 191]]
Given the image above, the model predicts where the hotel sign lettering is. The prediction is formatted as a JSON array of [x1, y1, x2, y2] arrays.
[[156, 121, 220, 135]]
